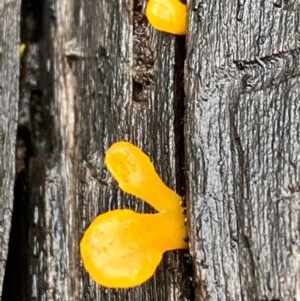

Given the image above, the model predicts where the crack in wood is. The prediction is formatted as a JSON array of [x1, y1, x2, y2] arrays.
[[199, 47, 300, 98], [235, 47, 300, 92], [2, 126, 31, 300], [174, 36, 187, 197], [132, 0, 154, 103]]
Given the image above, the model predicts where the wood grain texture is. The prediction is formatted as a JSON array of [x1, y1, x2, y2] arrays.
[[25, 0, 193, 300], [274, 0, 300, 11], [4, 0, 300, 300], [0, 0, 20, 294], [186, 0, 300, 300]]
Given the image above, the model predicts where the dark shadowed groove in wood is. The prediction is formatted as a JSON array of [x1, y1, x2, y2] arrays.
[[173, 36, 195, 301], [2, 127, 31, 300], [2, 0, 41, 297], [234, 47, 300, 93], [132, 0, 154, 104], [9, 0, 55, 299], [174, 36, 187, 199]]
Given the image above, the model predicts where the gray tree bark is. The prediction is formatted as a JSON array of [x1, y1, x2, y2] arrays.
[[186, 0, 300, 300], [0, 0, 21, 295]]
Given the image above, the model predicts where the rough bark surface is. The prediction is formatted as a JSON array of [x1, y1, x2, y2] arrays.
[[0, 0, 20, 295], [13, 0, 193, 300], [1, 0, 300, 300], [38, 0, 191, 300], [186, 0, 300, 300]]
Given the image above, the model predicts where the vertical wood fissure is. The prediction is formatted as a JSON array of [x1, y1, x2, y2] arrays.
[[174, 37, 187, 199], [174, 36, 195, 301]]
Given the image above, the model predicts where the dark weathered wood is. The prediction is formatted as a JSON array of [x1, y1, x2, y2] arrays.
[[186, 0, 300, 300], [0, 0, 21, 294], [23, 0, 193, 300], [5, 0, 299, 300]]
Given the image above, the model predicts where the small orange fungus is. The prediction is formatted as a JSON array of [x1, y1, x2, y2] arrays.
[[80, 141, 188, 288], [145, 0, 187, 35]]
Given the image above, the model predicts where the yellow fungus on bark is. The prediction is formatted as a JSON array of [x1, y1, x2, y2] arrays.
[[19, 43, 26, 57], [80, 141, 188, 288], [105, 141, 182, 213], [145, 0, 187, 35]]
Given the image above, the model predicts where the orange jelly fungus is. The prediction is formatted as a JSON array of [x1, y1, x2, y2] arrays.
[[145, 0, 187, 35], [80, 141, 188, 288]]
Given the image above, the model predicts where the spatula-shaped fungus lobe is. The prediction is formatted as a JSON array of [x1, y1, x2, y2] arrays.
[[80, 141, 188, 288], [145, 0, 187, 35]]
